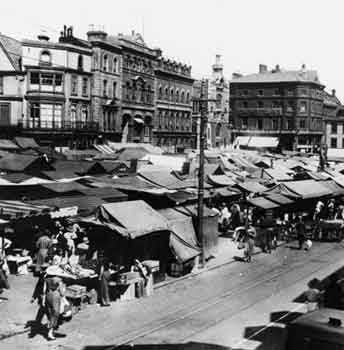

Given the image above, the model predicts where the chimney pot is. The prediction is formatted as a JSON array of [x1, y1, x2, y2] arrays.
[[301, 64, 306, 70], [332, 89, 336, 96], [259, 64, 267, 74]]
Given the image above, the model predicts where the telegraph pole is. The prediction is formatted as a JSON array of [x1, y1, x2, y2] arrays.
[[197, 79, 208, 267]]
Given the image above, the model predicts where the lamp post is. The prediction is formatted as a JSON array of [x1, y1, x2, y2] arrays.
[[197, 79, 208, 267]]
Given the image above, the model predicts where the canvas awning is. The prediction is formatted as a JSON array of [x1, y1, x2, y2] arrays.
[[248, 137, 279, 148], [158, 208, 201, 262], [207, 175, 236, 187], [138, 170, 191, 190], [212, 187, 241, 198], [134, 117, 144, 124], [235, 181, 268, 194], [0, 200, 51, 218], [0, 139, 19, 150], [79, 187, 128, 202], [14, 137, 39, 149], [95, 200, 170, 239], [321, 180, 344, 196], [265, 194, 294, 205], [247, 197, 279, 210]]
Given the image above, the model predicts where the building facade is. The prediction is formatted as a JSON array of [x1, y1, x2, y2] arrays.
[[323, 89, 344, 148], [21, 28, 96, 148], [154, 57, 194, 153], [192, 55, 230, 150], [86, 27, 122, 141], [0, 34, 24, 138], [230, 64, 325, 151]]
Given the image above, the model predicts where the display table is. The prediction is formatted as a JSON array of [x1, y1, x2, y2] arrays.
[[114, 277, 143, 301], [6, 255, 32, 275]]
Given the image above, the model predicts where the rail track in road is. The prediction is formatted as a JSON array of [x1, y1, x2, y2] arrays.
[[108, 243, 343, 348]]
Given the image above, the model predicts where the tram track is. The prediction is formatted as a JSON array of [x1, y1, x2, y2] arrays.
[[108, 243, 342, 348]]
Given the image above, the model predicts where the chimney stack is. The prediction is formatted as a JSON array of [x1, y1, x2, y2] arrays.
[[332, 89, 336, 97], [301, 64, 306, 71], [259, 64, 267, 74], [232, 72, 242, 79]]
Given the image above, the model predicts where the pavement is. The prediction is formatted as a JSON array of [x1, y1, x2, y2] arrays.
[[1, 238, 343, 350]]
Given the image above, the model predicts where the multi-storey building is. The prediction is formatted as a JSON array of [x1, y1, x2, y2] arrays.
[[0, 34, 24, 138], [323, 89, 344, 148], [230, 64, 325, 151], [21, 27, 96, 148], [154, 57, 194, 153], [192, 55, 230, 150], [86, 26, 122, 141]]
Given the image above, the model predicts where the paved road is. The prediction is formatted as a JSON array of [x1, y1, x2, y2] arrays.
[[2, 241, 344, 350]]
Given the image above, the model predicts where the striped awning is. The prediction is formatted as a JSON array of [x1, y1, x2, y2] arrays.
[[0, 200, 51, 219]]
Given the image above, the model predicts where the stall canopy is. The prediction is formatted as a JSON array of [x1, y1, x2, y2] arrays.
[[256, 168, 293, 181], [0, 200, 51, 218], [247, 197, 279, 210], [265, 180, 332, 199], [78, 187, 128, 202], [234, 181, 268, 194], [95, 200, 170, 239], [14, 137, 39, 149], [158, 208, 201, 262], [321, 180, 344, 196], [40, 182, 88, 195], [0, 139, 19, 150], [138, 170, 189, 190], [207, 175, 236, 187], [264, 193, 294, 205], [234, 136, 250, 147], [248, 137, 279, 149], [52, 160, 106, 176], [0, 154, 52, 173]]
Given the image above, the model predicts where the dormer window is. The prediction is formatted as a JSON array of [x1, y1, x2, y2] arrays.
[[40, 50, 51, 65], [77, 55, 83, 71]]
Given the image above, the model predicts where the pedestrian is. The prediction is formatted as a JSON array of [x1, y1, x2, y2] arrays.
[[295, 214, 306, 250], [244, 231, 255, 263], [0, 252, 10, 296], [314, 200, 324, 221], [45, 277, 62, 340], [328, 199, 335, 220], [324, 274, 342, 310], [30, 264, 49, 336], [35, 230, 53, 273], [98, 261, 111, 307], [304, 278, 322, 312]]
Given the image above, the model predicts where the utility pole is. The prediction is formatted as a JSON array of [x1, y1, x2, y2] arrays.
[[197, 79, 208, 267]]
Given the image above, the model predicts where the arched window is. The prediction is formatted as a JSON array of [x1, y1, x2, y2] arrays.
[[186, 91, 190, 104], [77, 55, 83, 70], [113, 57, 117, 73], [176, 90, 179, 103], [165, 87, 169, 100], [103, 54, 108, 72], [40, 50, 51, 65], [158, 86, 162, 100], [216, 94, 222, 109], [216, 124, 221, 137], [170, 88, 174, 102], [181, 91, 185, 103]]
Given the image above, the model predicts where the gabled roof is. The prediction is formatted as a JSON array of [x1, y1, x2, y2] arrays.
[[0, 33, 22, 71], [231, 69, 322, 85]]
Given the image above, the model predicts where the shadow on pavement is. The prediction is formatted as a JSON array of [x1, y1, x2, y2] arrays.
[[82, 342, 230, 350]]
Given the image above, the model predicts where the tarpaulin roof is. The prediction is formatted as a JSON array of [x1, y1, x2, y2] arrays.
[[79, 187, 128, 202], [110, 175, 163, 192], [0, 154, 47, 172], [248, 137, 279, 148], [96, 200, 170, 238], [14, 137, 39, 149], [0, 139, 19, 150], [235, 181, 268, 194], [98, 161, 129, 174], [41, 170, 79, 180], [247, 197, 279, 210], [175, 204, 219, 218], [30, 196, 105, 217], [212, 187, 241, 198], [52, 160, 106, 175], [0, 200, 51, 218], [107, 142, 163, 155], [262, 168, 293, 181], [266, 180, 332, 199], [138, 170, 191, 190], [166, 191, 197, 205], [234, 136, 250, 147], [141, 154, 185, 171], [116, 147, 148, 161], [207, 175, 236, 187], [1, 173, 33, 183], [158, 208, 200, 262], [265, 194, 294, 205], [321, 180, 344, 196], [40, 182, 87, 194]]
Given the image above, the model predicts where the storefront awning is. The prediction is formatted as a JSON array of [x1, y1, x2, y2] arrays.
[[134, 118, 144, 124]]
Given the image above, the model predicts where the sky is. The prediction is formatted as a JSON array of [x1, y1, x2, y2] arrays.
[[1, 0, 344, 99]]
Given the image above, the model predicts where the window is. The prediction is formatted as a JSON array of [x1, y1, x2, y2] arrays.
[[103, 54, 108, 72], [170, 89, 174, 102], [70, 104, 77, 124], [41, 73, 54, 92], [29, 103, 62, 128], [242, 90, 249, 96], [258, 89, 264, 96], [181, 91, 185, 103], [40, 50, 51, 65], [272, 119, 278, 129], [81, 105, 88, 122], [186, 92, 190, 103], [300, 88, 307, 96], [241, 118, 248, 129], [0, 77, 3, 95], [273, 88, 281, 96], [55, 74, 63, 93], [30, 72, 39, 86], [286, 119, 293, 130], [299, 119, 306, 129], [331, 122, 337, 134], [257, 101, 264, 108], [82, 78, 88, 97], [287, 100, 293, 112], [257, 118, 263, 130], [77, 55, 83, 70], [113, 57, 117, 73], [215, 124, 221, 137], [287, 89, 293, 96], [331, 138, 337, 148], [216, 94, 222, 109], [176, 90, 179, 103], [103, 80, 107, 97], [243, 101, 248, 108], [165, 87, 169, 99], [112, 82, 117, 99], [158, 86, 162, 100], [0, 103, 10, 125], [299, 101, 307, 113], [71, 75, 78, 95]]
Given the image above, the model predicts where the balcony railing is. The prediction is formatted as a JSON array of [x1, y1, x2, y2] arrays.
[[237, 108, 283, 116], [18, 119, 99, 131]]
